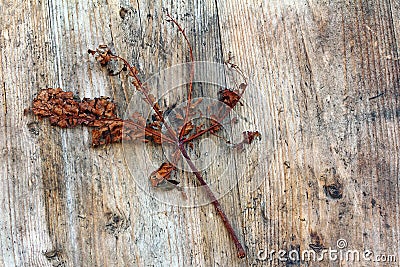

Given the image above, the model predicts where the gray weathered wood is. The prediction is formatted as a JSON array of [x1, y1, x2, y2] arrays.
[[1, 0, 399, 266]]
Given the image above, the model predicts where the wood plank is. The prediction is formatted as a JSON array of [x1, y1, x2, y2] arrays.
[[0, 0, 399, 266]]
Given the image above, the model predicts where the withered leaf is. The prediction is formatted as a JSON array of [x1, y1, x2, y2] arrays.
[[92, 120, 124, 146], [195, 123, 204, 133], [128, 66, 139, 77], [218, 89, 242, 109], [179, 121, 194, 137], [93, 47, 114, 65], [234, 131, 261, 151], [241, 131, 261, 144], [209, 116, 222, 134], [149, 162, 176, 188]]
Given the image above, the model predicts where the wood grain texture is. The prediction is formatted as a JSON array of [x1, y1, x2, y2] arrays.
[[1, 0, 399, 266]]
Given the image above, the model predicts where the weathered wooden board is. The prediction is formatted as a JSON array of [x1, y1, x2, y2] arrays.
[[1, 0, 399, 266]]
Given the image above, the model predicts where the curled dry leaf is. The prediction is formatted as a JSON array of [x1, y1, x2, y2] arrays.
[[218, 89, 242, 109], [149, 162, 177, 188], [218, 84, 243, 107], [234, 131, 261, 152], [178, 121, 194, 137], [209, 116, 222, 133], [242, 131, 261, 144], [88, 47, 114, 65]]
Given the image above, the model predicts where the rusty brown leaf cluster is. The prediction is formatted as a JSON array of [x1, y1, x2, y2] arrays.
[[28, 88, 168, 147], [29, 88, 117, 128]]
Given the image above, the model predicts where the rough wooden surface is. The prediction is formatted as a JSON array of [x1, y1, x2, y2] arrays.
[[1, 0, 399, 266]]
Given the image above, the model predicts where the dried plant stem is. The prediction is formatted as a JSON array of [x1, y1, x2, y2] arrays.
[[88, 117, 176, 144], [178, 143, 246, 258], [182, 123, 221, 144], [124, 120, 175, 144], [109, 54, 179, 141], [111, 56, 164, 120], [165, 11, 195, 140], [163, 15, 246, 256]]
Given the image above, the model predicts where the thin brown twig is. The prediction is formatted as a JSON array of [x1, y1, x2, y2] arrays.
[[106, 53, 179, 142], [165, 10, 195, 140], [124, 120, 175, 144], [178, 142, 246, 258]]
